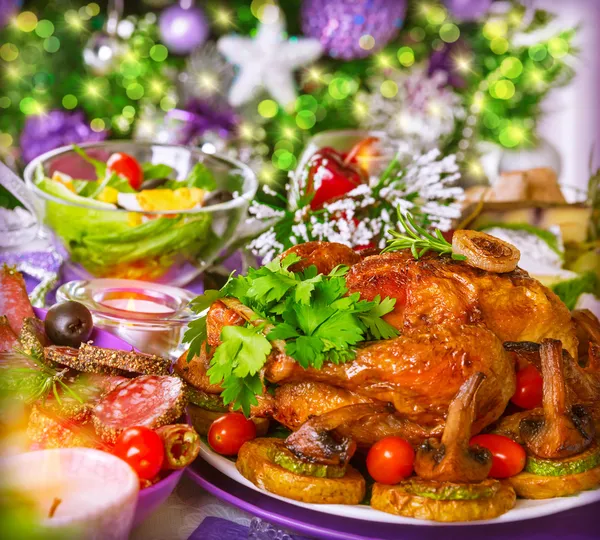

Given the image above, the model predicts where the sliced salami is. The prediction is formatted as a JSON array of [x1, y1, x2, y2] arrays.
[[0, 315, 18, 352], [92, 375, 186, 443], [44, 372, 129, 422], [0, 266, 34, 334]]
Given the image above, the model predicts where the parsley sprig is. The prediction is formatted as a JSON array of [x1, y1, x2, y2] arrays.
[[383, 210, 467, 261], [184, 255, 398, 415]]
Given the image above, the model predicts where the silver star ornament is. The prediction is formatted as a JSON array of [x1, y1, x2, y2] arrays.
[[217, 7, 322, 108]]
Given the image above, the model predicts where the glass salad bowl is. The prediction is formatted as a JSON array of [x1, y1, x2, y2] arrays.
[[23, 142, 257, 286]]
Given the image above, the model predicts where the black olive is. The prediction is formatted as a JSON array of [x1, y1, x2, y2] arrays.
[[45, 301, 94, 348]]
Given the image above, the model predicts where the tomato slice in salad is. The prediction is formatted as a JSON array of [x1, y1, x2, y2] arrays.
[[107, 152, 144, 190]]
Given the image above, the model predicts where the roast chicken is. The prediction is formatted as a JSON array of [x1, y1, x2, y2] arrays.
[[181, 241, 589, 464]]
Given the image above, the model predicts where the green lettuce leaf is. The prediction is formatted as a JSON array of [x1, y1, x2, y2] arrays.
[[552, 272, 599, 310]]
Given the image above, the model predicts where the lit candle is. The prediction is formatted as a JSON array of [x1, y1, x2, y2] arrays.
[[98, 291, 176, 316], [1, 448, 139, 540], [56, 279, 197, 359]]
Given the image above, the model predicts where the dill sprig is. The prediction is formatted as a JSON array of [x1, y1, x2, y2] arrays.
[[383, 210, 467, 261], [0, 348, 83, 405]]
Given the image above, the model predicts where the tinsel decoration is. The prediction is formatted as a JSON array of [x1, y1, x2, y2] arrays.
[[179, 41, 235, 102], [444, 0, 493, 22], [20, 109, 107, 163], [358, 67, 465, 153], [301, 0, 407, 60]]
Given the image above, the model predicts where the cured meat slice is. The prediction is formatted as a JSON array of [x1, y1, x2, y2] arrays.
[[0, 266, 34, 334], [18, 317, 50, 360], [0, 315, 18, 352], [44, 343, 170, 376], [27, 404, 107, 450], [92, 375, 186, 443], [44, 372, 129, 422]]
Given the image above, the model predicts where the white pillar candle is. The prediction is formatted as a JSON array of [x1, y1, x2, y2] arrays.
[[1, 448, 139, 540]]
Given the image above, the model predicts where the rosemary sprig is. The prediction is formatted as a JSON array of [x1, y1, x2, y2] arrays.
[[383, 210, 467, 261], [0, 348, 84, 405]]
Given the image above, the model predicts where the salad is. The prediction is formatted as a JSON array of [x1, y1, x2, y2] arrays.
[[31, 146, 244, 281]]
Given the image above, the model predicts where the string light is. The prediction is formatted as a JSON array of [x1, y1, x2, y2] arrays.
[[213, 8, 234, 28], [0, 0, 577, 182]]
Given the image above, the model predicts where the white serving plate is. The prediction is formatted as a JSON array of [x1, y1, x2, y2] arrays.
[[198, 440, 600, 527]]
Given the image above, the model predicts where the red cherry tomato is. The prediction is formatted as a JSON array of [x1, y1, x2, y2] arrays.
[[113, 426, 165, 480], [366, 436, 415, 485], [470, 434, 526, 479], [306, 147, 366, 210], [208, 413, 256, 456], [511, 365, 543, 409], [107, 152, 143, 190]]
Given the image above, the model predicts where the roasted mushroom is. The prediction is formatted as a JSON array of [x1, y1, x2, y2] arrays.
[[284, 403, 390, 466], [519, 339, 594, 459], [372, 372, 517, 522], [414, 373, 492, 483]]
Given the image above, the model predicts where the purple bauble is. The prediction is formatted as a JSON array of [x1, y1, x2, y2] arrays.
[[159, 3, 208, 55], [20, 110, 107, 163], [169, 98, 238, 144], [0, 0, 22, 28], [444, 0, 493, 22], [301, 0, 407, 60]]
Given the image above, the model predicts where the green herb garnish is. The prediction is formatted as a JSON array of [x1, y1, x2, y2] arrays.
[[0, 348, 83, 406], [383, 210, 466, 260], [552, 271, 599, 310], [184, 254, 398, 416]]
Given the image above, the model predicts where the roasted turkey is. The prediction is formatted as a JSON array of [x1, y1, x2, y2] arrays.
[[180, 241, 590, 464]]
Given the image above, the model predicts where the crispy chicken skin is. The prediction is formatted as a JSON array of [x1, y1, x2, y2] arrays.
[[191, 242, 583, 456], [269, 324, 514, 433], [286, 241, 361, 275], [345, 251, 577, 357]]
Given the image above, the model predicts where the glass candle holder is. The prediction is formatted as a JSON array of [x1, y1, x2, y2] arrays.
[[56, 279, 197, 360]]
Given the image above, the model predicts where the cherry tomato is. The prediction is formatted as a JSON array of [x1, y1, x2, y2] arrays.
[[511, 365, 543, 409], [366, 436, 415, 485], [306, 147, 366, 210], [208, 413, 256, 456], [113, 426, 165, 480], [107, 152, 143, 190], [470, 434, 526, 479]]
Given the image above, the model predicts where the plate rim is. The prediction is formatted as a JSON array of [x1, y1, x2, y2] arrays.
[[195, 439, 600, 528]]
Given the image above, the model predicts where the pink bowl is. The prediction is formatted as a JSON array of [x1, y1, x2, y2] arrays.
[[33, 308, 185, 526]]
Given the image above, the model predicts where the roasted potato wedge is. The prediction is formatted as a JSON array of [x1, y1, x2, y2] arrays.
[[188, 403, 269, 436], [506, 465, 600, 499], [371, 478, 516, 522], [236, 438, 365, 504]]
